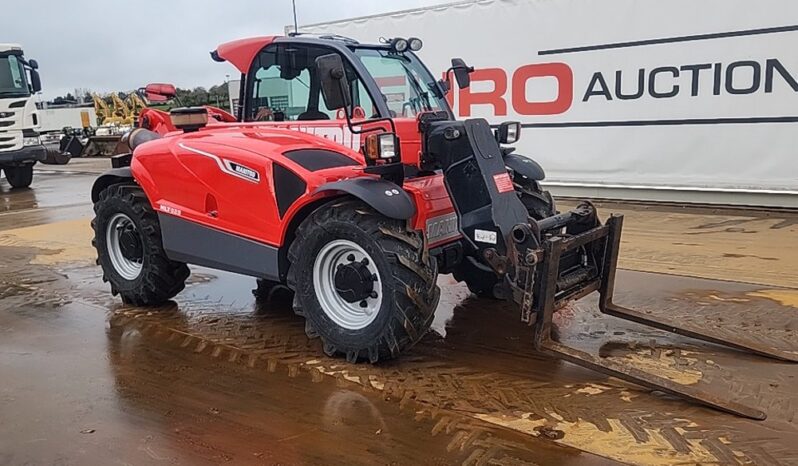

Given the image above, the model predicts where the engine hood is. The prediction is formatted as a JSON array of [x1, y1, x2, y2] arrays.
[[151, 123, 367, 166]]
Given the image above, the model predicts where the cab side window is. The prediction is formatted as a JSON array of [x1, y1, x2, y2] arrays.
[[247, 44, 376, 122]]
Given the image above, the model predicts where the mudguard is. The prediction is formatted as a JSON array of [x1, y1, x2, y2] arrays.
[[91, 167, 134, 202], [504, 152, 545, 181], [314, 178, 416, 220]]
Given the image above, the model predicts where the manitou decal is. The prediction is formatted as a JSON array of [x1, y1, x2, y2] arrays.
[[449, 59, 798, 116], [293, 125, 361, 151], [179, 143, 261, 184], [425, 211, 460, 245]]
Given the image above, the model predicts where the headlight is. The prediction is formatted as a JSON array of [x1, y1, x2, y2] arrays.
[[496, 121, 521, 144], [365, 133, 399, 160], [23, 135, 41, 146]]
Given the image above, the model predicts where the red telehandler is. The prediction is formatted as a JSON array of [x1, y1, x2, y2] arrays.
[[91, 34, 795, 420]]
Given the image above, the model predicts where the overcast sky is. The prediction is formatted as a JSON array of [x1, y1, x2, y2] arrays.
[[1, 0, 447, 100]]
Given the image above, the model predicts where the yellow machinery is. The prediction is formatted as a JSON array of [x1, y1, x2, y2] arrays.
[[92, 92, 145, 127], [83, 92, 144, 156], [126, 92, 149, 117]]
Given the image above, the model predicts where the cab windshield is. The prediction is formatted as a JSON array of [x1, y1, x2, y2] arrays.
[[352, 48, 446, 118], [0, 52, 30, 98]]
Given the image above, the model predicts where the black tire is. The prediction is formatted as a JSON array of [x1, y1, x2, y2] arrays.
[[4, 165, 34, 189], [453, 182, 555, 298], [253, 278, 292, 301], [287, 199, 440, 363], [92, 184, 190, 306]]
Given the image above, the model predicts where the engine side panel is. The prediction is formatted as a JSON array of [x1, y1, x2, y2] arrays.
[[131, 125, 366, 249]]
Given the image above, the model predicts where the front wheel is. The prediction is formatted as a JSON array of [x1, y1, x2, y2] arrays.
[[92, 184, 190, 305], [3, 164, 34, 189], [287, 199, 439, 363]]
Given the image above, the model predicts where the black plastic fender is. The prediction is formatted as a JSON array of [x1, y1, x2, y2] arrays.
[[314, 178, 416, 220], [504, 152, 545, 181], [91, 167, 135, 203]]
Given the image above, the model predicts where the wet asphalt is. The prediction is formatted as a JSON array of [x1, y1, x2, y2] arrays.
[[0, 159, 796, 465]]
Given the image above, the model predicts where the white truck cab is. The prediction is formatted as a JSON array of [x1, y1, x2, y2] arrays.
[[0, 43, 45, 189]]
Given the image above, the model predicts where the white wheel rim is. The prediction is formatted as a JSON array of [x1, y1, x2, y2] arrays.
[[106, 213, 143, 280], [312, 239, 383, 330]]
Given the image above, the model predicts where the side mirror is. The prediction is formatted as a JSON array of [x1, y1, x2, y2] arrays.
[[28, 59, 39, 70], [316, 53, 351, 111], [29, 69, 42, 93], [450, 58, 473, 89]]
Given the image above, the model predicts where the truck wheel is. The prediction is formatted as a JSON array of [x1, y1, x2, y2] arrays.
[[92, 184, 190, 306], [453, 186, 555, 298], [3, 165, 34, 189], [287, 199, 440, 363]]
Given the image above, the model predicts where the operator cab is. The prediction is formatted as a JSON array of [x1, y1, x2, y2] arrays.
[[239, 35, 453, 123]]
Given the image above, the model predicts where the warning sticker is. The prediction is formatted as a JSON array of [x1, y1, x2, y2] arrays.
[[493, 173, 514, 193], [474, 229, 498, 244]]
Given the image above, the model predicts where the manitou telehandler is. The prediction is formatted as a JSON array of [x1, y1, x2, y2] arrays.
[[91, 34, 795, 419]]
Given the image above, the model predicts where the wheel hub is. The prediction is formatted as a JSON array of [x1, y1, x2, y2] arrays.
[[118, 225, 143, 261], [334, 256, 377, 303], [312, 240, 383, 330], [106, 213, 144, 281]]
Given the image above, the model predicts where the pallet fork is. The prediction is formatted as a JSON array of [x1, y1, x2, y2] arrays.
[[523, 213, 797, 420]]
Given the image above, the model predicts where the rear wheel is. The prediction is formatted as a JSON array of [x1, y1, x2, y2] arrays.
[[287, 199, 439, 363], [3, 164, 34, 189], [453, 182, 555, 298], [92, 184, 190, 305]]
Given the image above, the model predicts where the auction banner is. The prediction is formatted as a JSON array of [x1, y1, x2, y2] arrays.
[[303, 0, 798, 202]]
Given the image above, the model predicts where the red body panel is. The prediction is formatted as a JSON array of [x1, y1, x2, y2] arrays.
[[131, 120, 459, 249], [214, 36, 277, 74]]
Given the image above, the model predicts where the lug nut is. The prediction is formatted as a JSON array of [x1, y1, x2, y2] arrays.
[[361, 258, 369, 266], [369, 291, 378, 299]]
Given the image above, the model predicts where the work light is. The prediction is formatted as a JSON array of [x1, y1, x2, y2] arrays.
[[408, 37, 423, 51], [391, 37, 409, 53]]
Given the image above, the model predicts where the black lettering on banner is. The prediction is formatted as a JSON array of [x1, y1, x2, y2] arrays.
[[679, 63, 712, 97], [713, 63, 723, 95], [765, 58, 798, 92], [583, 72, 613, 101], [615, 69, 645, 100], [725, 61, 761, 94], [648, 67, 680, 98]]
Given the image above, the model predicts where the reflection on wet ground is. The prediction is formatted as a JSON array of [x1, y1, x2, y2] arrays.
[[1, 159, 797, 464]]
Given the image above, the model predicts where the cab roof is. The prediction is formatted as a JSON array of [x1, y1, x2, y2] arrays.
[[0, 43, 23, 53], [211, 36, 278, 74], [211, 34, 378, 74]]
